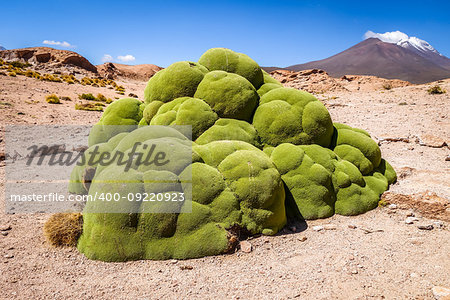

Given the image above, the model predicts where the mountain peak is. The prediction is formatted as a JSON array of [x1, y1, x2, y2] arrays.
[[285, 32, 450, 84], [364, 30, 442, 58]]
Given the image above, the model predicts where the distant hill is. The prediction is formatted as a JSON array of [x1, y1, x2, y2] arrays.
[[0, 47, 163, 80], [0, 47, 97, 73], [272, 37, 450, 84], [0, 45, 6, 51], [97, 62, 162, 81]]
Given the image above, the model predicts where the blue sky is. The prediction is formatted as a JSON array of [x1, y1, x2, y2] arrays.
[[1, 0, 449, 67]]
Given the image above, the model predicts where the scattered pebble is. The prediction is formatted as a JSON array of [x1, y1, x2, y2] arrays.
[[324, 224, 337, 230], [432, 286, 450, 299], [170, 259, 178, 264], [433, 221, 444, 229], [240, 241, 253, 253], [4, 254, 14, 259], [1, 231, 8, 236], [0, 225, 11, 231], [298, 236, 307, 242], [417, 224, 434, 230], [179, 265, 193, 270], [388, 204, 397, 209], [351, 270, 358, 274], [348, 224, 357, 229], [405, 217, 419, 224], [406, 211, 415, 217], [312, 225, 324, 232]]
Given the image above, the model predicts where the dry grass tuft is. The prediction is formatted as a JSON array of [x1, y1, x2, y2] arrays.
[[43, 213, 83, 247]]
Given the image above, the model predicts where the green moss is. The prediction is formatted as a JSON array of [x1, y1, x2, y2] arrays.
[[88, 98, 144, 146], [196, 118, 260, 147], [262, 70, 282, 85], [253, 87, 333, 147], [144, 61, 208, 104], [271, 144, 337, 219], [331, 123, 381, 175], [149, 97, 218, 140], [194, 71, 259, 122], [77, 134, 286, 261], [332, 160, 387, 216], [65, 48, 398, 261], [198, 48, 264, 88], [257, 83, 283, 97]]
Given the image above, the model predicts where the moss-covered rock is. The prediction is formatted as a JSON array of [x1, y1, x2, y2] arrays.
[[257, 83, 283, 97], [261, 70, 282, 85], [88, 98, 144, 147], [253, 88, 333, 147], [77, 132, 286, 261], [331, 123, 381, 175], [144, 61, 208, 104], [149, 97, 218, 140], [271, 143, 336, 219], [194, 71, 259, 122], [198, 48, 264, 88], [196, 118, 260, 147], [271, 142, 395, 219], [65, 47, 397, 261]]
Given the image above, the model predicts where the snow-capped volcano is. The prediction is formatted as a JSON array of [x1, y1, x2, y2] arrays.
[[364, 31, 449, 68], [282, 31, 450, 83]]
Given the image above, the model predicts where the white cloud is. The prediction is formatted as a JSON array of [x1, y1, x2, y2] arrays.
[[364, 30, 409, 44], [42, 40, 74, 48], [117, 54, 136, 62], [101, 54, 114, 62]]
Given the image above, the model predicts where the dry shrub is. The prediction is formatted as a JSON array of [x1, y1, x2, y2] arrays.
[[43, 213, 83, 247]]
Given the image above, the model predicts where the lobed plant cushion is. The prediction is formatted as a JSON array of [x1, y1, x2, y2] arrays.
[[65, 47, 397, 261]]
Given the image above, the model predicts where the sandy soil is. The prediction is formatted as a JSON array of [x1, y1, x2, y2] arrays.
[[0, 75, 449, 299]]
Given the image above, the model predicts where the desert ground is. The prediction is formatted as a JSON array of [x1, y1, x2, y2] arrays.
[[0, 72, 449, 299]]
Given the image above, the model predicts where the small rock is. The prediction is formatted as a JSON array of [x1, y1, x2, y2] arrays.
[[417, 224, 434, 230], [170, 259, 178, 264], [298, 236, 307, 242], [433, 221, 444, 229], [0, 225, 11, 231], [4, 254, 13, 259], [348, 224, 357, 229], [405, 217, 419, 224], [1, 232, 8, 236], [388, 204, 397, 209], [351, 270, 358, 274], [432, 286, 450, 299], [419, 135, 447, 148], [312, 225, 324, 232], [446, 155, 450, 162], [410, 273, 418, 278], [324, 224, 337, 230], [240, 241, 252, 253], [179, 265, 193, 270], [406, 211, 415, 217]]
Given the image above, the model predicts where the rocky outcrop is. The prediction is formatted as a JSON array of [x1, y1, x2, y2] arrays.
[[96, 62, 162, 81], [0, 47, 97, 73], [270, 69, 348, 93], [269, 69, 411, 93]]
